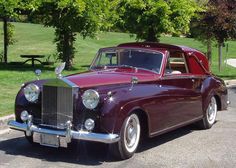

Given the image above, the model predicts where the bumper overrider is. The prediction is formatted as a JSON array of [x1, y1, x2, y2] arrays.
[[8, 115, 120, 145]]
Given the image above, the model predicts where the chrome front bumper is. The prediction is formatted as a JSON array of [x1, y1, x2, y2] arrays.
[[8, 115, 120, 144]]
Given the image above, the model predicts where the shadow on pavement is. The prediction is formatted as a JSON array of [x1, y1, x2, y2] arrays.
[[137, 124, 198, 153], [0, 124, 200, 165], [0, 136, 111, 165], [229, 85, 236, 93]]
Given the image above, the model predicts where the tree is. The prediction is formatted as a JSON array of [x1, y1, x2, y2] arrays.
[[208, 0, 236, 71], [31, 0, 110, 70], [115, 0, 198, 42], [191, 0, 236, 71], [0, 0, 19, 64], [189, 11, 215, 64]]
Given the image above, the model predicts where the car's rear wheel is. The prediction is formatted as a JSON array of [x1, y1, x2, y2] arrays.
[[110, 113, 141, 160], [198, 96, 217, 129]]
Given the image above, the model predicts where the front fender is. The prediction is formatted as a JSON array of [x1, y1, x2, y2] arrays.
[[15, 80, 47, 122], [99, 84, 157, 134]]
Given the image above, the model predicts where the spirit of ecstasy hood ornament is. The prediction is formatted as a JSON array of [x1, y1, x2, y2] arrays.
[[55, 62, 66, 78]]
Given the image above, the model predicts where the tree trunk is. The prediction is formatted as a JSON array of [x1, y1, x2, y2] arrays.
[[3, 17, 8, 64], [206, 39, 212, 65], [55, 28, 75, 70], [218, 42, 223, 72], [146, 27, 160, 42], [62, 30, 73, 70]]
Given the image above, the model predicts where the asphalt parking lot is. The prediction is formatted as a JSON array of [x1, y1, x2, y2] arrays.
[[0, 87, 235, 168]]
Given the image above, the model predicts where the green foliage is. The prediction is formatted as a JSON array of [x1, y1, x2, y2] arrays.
[[115, 0, 198, 42], [192, 0, 236, 43], [54, 28, 76, 68], [0, 0, 20, 18], [169, 0, 198, 35], [0, 22, 16, 46], [190, 0, 236, 69], [0, 51, 3, 62], [29, 0, 111, 69], [6, 23, 16, 45], [0, 0, 22, 63], [208, 0, 236, 43]]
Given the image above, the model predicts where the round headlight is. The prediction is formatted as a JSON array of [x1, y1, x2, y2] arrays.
[[24, 83, 40, 102], [82, 89, 100, 109]]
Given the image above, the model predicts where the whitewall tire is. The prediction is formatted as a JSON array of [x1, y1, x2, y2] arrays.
[[110, 113, 141, 160], [198, 96, 218, 129]]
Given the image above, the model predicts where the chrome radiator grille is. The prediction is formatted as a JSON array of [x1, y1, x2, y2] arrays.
[[42, 85, 73, 129]]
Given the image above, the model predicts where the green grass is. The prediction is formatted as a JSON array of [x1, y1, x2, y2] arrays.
[[0, 22, 236, 117]]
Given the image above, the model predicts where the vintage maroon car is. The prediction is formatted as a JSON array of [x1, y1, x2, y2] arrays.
[[8, 42, 228, 159]]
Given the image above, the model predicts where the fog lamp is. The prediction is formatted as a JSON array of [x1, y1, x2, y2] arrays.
[[20, 110, 29, 122], [84, 118, 95, 131]]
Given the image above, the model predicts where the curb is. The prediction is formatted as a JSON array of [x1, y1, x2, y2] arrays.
[[225, 80, 236, 87], [0, 114, 14, 131]]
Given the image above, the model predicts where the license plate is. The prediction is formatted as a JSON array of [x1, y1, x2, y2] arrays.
[[40, 134, 59, 148]]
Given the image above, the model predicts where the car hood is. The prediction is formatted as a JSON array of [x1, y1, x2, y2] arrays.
[[65, 68, 159, 88]]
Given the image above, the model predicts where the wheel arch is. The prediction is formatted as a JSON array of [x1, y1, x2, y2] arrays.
[[118, 105, 150, 139], [214, 94, 222, 111], [203, 92, 221, 113], [131, 108, 149, 139]]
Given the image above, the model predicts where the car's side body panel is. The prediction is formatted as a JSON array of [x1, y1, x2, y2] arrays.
[[98, 74, 227, 137]]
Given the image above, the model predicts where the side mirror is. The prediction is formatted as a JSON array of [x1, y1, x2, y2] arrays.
[[131, 76, 138, 84], [35, 69, 42, 80], [129, 76, 138, 91]]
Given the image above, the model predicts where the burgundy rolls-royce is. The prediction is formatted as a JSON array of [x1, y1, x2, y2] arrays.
[[8, 42, 228, 159]]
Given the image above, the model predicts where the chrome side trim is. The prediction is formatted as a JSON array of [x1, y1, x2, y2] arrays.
[[8, 119, 120, 144]]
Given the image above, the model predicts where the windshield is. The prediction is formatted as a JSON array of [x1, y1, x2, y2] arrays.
[[91, 48, 163, 73]]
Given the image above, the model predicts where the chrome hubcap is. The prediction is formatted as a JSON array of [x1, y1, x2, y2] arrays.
[[124, 114, 140, 153], [207, 97, 217, 125]]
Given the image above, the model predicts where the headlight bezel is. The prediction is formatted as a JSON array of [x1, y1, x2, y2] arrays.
[[82, 89, 100, 110], [23, 83, 40, 103]]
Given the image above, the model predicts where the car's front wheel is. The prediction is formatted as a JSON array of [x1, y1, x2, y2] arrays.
[[198, 96, 217, 129], [110, 113, 141, 160]]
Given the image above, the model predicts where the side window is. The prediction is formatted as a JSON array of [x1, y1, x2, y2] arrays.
[[165, 52, 189, 75]]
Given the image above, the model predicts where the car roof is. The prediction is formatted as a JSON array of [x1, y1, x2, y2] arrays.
[[118, 42, 200, 53], [117, 42, 210, 72], [99, 46, 168, 55]]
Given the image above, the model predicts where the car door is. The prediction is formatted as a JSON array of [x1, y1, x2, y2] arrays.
[[148, 52, 203, 136]]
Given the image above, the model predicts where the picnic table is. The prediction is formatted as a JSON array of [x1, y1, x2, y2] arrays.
[[21, 55, 45, 67]]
